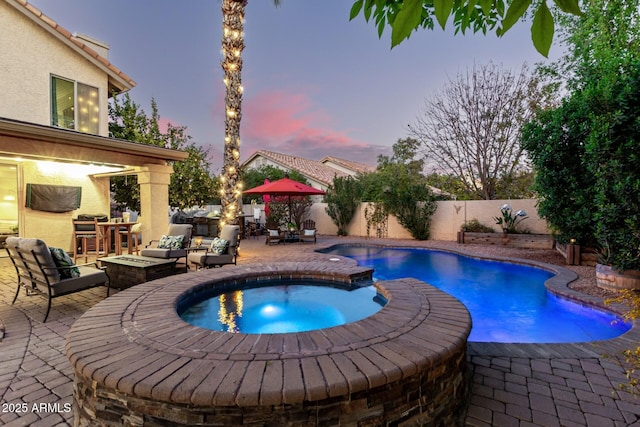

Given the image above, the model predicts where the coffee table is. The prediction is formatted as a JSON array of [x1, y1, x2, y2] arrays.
[[99, 255, 177, 290]]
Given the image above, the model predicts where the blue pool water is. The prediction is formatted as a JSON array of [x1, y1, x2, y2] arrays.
[[322, 246, 631, 343], [180, 280, 384, 334]]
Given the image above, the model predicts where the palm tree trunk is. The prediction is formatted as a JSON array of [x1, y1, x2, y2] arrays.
[[220, 0, 247, 227]]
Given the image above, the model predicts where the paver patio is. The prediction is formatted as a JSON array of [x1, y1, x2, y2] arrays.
[[1, 236, 639, 426]]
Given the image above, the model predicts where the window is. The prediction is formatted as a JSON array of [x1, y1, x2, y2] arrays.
[[51, 76, 99, 134]]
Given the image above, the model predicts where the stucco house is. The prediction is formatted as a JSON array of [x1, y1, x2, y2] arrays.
[[0, 0, 187, 253], [241, 150, 375, 192]]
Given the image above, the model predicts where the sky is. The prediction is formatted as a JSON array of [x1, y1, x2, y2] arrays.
[[30, 0, 563, 172]]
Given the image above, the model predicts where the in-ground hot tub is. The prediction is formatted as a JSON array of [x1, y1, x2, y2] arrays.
[[179, 278, 386, 333], [67, 262, 472, 426]]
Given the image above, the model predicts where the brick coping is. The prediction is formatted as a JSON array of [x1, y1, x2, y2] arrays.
[[66, 262, 471, 407]]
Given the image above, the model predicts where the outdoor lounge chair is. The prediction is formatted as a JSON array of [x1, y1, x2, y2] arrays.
[[265, 228, 284, 245], [187, 225, 240, 269], [264, 219, 284, 245], [141, 223, 193, 263], [299, 219, 317, 243], [5, 236, 109, 322]]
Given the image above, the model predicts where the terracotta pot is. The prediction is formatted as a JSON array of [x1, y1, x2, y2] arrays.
[[595, 263, 640, 291]]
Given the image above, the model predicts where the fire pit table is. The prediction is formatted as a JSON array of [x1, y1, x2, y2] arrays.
[[99, 255, 177, 289]]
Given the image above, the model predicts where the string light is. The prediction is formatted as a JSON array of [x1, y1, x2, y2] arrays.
[[220, 0, 245, 228]]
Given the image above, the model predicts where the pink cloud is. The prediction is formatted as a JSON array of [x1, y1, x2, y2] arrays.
[[239, 89, 390, 165]]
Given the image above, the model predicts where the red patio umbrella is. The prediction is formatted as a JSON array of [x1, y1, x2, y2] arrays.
[[244, 177, 325, 225]]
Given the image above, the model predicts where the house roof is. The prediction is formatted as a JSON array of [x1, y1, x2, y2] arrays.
[[320, 156, 375, 175], [6, 0, 136, 94], [242, 150, 373, 186]]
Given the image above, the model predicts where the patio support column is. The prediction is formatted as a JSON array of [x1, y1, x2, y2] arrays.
[[137, 164, 173, 245]]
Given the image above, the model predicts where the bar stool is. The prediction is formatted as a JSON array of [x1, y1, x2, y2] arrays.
[[72, 219, 99, 263], [120, 223, 142, 255]]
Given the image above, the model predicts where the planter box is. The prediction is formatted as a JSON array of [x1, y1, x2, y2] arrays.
[[459, 232, 555, 249], [595, 263, 640, 291], [555, 243, 598, 266]]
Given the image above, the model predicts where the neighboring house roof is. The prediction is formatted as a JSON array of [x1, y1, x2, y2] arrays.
[[320, 156, 374, 175], [6, 0, 135, 94], [242, 150, 373, 187]]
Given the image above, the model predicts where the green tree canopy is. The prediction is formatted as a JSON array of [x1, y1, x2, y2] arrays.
[[523, 0, 640, 267], [362, 138, 438, 239], [108, 94, 217, 213], [325, 176, 362, 236], [349, 0, 582, 57]]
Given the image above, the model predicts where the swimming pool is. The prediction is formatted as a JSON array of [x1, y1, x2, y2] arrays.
[[179, 279, 385, 333], [322, 245, 631, 343]]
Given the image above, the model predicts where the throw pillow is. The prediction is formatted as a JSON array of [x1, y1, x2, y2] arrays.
[[304, 229, 315, 236], [49, 247, 80, 279], [210, 237, 229, 255], [269, 229, 280, 237], [158, 235, 184, 249]]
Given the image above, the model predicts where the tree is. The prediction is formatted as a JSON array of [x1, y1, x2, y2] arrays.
[[521, 93, 597, 246], [409, 62, 550, 200], [325, 176, 361, 236], [108, 94, 217, 213], [349, 0, 582, 57], [219, 0, 281, 228], [362, 138, 438, 240], [523, 0, 640, 255], [425, 173, 474, 200]]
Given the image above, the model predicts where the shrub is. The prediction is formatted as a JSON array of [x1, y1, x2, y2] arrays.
[[461, 219, 495, 233], [325, 176, 360, 236]]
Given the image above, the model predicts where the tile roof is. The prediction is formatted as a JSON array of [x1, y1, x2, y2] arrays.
[[320, 156, 375, 175], [243, 150, 372, 186], [8, 0, 136, 93]]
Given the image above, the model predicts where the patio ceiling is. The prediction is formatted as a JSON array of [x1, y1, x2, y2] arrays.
[[0, 117, 187, 167]]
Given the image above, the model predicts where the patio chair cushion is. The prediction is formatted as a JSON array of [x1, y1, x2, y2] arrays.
[[49, 247, 80, 279], [52, 266, 108, 296], [210, 237, 228, 255], [158, 234, 184, 249], [141, 247, 187, 259], [15, 237, 61, 283]]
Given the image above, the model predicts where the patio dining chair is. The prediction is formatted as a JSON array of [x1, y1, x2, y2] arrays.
[[72, 215, 108, 262]]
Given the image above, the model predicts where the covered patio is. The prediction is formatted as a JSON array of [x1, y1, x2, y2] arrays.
[[0, 117, 188, 254]]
